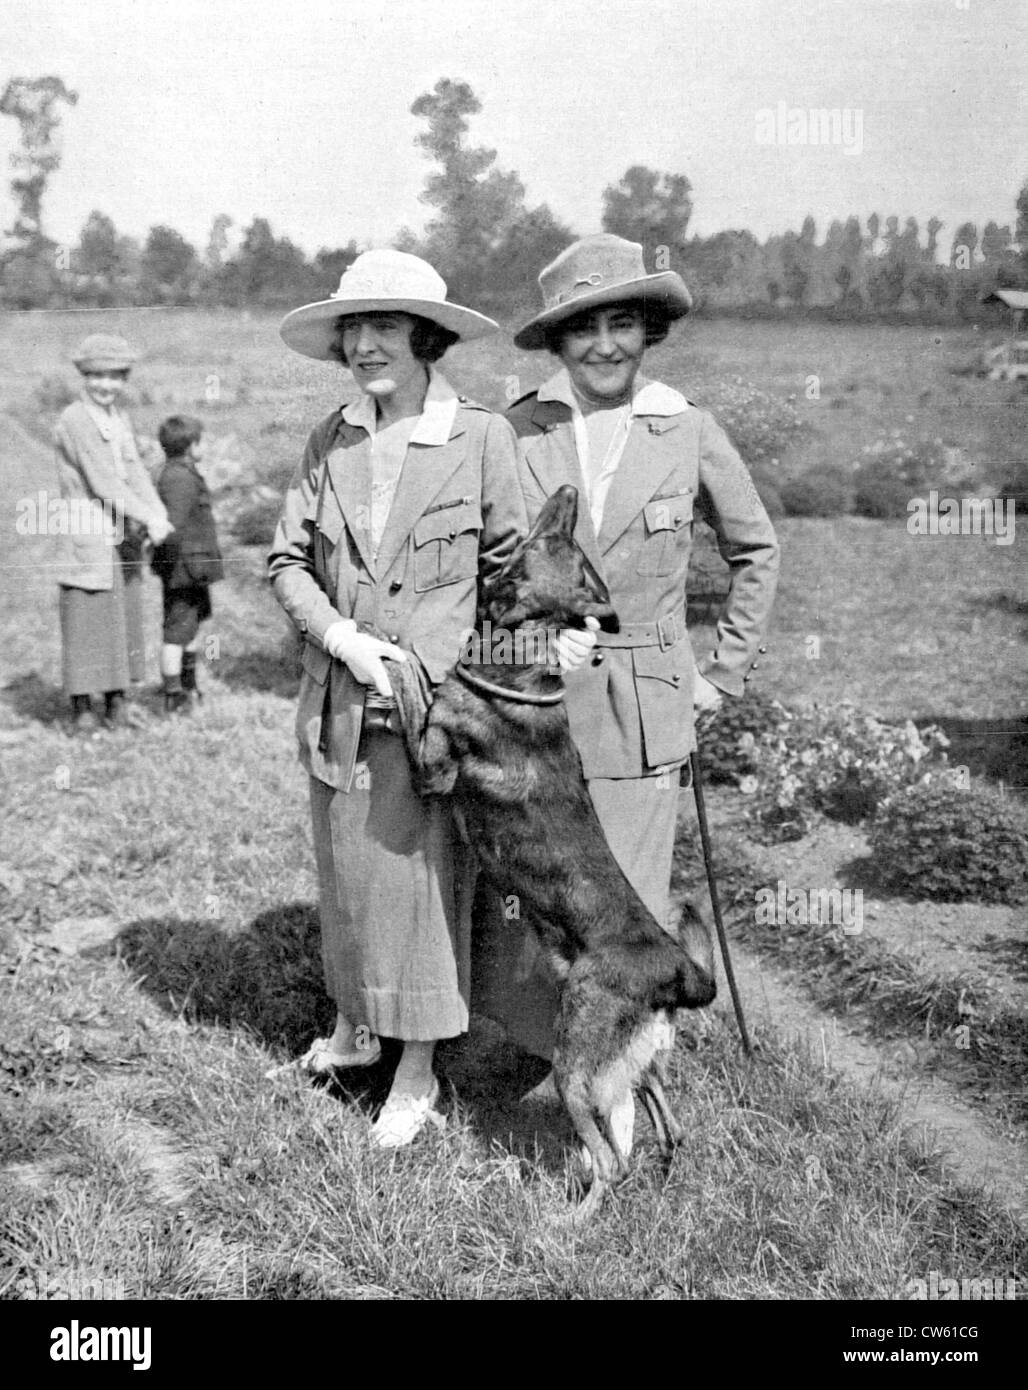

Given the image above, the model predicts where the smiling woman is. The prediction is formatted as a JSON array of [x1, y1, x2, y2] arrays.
[[474, 236, 782, 1154], [52, 333, 173, 733], [267, 251, 534, 1147]]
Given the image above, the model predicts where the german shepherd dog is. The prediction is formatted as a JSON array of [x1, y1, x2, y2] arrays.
[[388, 485, 716, 1220]]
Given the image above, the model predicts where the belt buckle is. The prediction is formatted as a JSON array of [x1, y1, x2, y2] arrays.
[[657, 612, 677, 651]]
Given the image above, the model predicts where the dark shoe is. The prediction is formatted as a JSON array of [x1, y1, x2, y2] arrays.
[[164, 689, 191, 716], [181, 651, 201, 700], [103, 690, 126, 729]]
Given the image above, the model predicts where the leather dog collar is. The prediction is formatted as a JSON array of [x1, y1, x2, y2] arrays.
[[455, 662, 566, 705]]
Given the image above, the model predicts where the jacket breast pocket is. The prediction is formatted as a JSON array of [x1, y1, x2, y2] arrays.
[[412, 501, 482, 592], [637, 491, 693, 577]]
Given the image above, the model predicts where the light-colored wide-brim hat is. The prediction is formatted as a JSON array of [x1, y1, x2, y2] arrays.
[[514, 234, 692, 351], [71, 333, 136, 372], [279, 249, 499, 360]]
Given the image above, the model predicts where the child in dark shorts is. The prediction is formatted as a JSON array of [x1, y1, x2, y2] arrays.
[[151, 415, 224, 713]]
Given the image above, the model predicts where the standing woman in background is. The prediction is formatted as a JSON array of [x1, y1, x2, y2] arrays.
[[54, 334, 172, 732]]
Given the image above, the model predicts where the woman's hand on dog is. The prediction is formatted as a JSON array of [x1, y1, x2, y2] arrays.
[[551, 616, 600, 673], [323, 620, 407, 698]]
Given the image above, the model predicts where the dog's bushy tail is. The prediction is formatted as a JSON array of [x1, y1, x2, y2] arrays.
[[672, 898, 717, 1009]]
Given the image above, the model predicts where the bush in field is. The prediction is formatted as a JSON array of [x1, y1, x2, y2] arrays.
[[870, 780, 1028, 904], [779, 468, 852, 518], [744, 703, 950, 841], [231, 495, 282, 547], [697, 378, 802, 466], [701, 691, 788, 784], [851, 437, 954, 519]]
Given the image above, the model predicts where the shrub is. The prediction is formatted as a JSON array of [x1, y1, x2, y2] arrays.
[[779, 468, 852, 518], [231, 495, 282, 547], [700, 691, 788, 784], [869, 780, 1028, 904], [696, 378, 803, 466], [851, 436, 968, 520], [852, 456, 921, 519], [744, 703, 950, 841]]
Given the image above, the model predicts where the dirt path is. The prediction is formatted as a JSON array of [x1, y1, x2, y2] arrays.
[[717, 938, 1028, 1225]]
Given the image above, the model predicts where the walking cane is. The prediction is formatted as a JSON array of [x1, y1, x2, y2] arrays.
[[689, 745, 754, 1059]]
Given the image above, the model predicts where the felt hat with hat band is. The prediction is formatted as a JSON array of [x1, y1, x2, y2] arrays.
[[280, 249, 499, 360], [513, 234, 692, 351], [71, 333, 136, 372]]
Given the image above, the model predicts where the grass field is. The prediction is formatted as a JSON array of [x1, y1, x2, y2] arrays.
[[1, 308, 1026, 1301]]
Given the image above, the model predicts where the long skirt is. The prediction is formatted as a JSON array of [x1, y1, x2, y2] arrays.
[[309, 728, 475, 1041], [471, 772, 683, 1060], [59, 557, 146, 697]]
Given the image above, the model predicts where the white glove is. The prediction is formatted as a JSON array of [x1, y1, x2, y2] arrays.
[[322, 620, 407, 698], [148, 517, 174, 546], [693, 671, 724, 722], [549, 616, 600, 673]]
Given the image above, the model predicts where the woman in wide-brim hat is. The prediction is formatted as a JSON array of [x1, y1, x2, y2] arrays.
[[269, 250, 593, 1146], [475, 234, 780, 1146], [53, 333, 172, 732]]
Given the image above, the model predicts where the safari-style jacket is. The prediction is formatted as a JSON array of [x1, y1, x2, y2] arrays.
[[53, 399, 169, 591], [268, 373, 527, 792], [507, 372, 780, 779]]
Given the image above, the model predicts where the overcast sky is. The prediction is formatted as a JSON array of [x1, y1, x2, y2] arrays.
[[2, 0, 1025, 263]]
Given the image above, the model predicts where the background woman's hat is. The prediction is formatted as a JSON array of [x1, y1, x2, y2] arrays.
[[280, 249, 499, 359], [71, 333, 136, 372], [514, 234, 692, 350]]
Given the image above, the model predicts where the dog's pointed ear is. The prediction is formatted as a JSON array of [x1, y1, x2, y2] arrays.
[[526, 485, 579, 543], [582, 554, 610, 606], [580, 554, 619, 632]]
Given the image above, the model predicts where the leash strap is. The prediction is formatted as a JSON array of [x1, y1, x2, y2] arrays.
[[690, 747, 753, 1058]]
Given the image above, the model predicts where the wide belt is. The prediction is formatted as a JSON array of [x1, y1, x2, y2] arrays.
[[594, 603, 687, 652]]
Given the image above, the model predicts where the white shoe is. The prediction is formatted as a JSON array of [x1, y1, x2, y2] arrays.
[[371, 1078, 444, 1149], [265, 1034, 381, 1080]]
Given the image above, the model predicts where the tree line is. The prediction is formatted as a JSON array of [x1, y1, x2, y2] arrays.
[[2, 75, 1026, 322]]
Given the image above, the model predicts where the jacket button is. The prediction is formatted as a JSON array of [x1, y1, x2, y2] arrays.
[[591, 652, 605, 666], [672, 673, 681, 684], [673, 515, 683, 525], [389, 579, 402, 592], [750, 661, 759, 671], [758, 645, 768, 654], [389, 634, 400, 644], [448, 528, 457, 538]]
